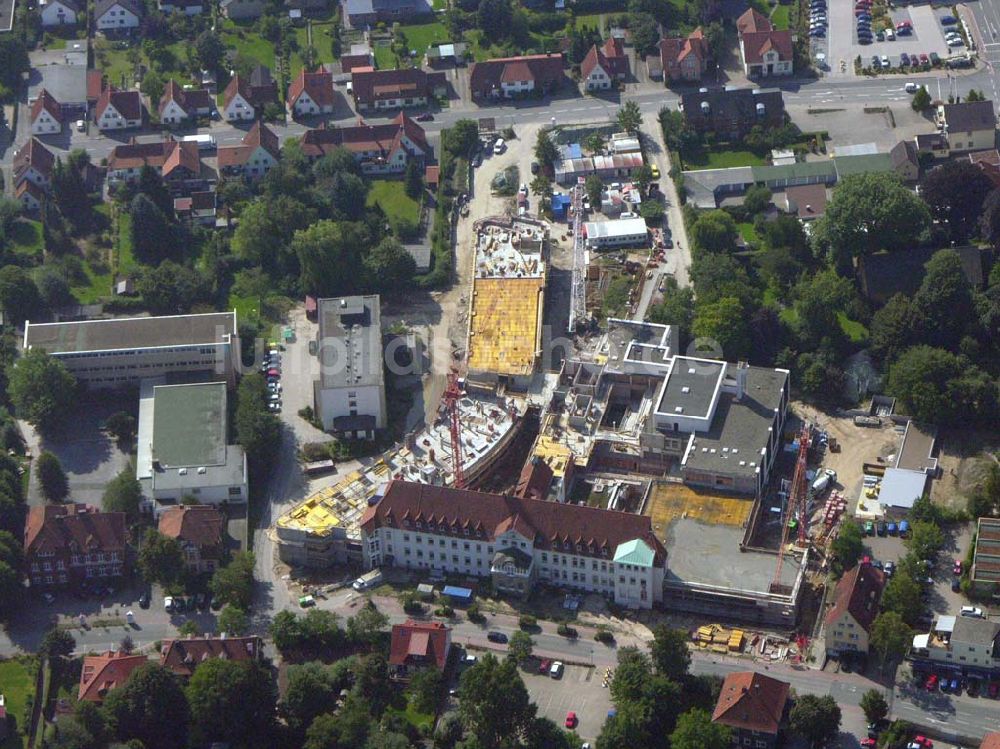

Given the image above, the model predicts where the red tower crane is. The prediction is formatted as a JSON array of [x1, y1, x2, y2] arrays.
[[771, 425, 812, 592], [443, 370, 466, 489]]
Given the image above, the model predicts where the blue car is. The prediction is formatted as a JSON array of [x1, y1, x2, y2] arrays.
[[951, 679, 961, 693], [941, 14, 957, 24], [810, 27, 826, 36]]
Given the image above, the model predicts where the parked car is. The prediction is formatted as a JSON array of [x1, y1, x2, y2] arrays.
[[919, 53, 930, 64], [897, 25, 912, 35], [954, 559, 963, 575], [900, 52, 910, 66], [884, 561, 896, 577], [941, 14, 957, 24], [861, 740, 877, 749], [164, 595, 175, 612], [881, 55, 891, 67], [887, 522, 898, 535], [487, 631, 508, 643], [876, 521, 887, 536], [550, 661, 565, 678], [539, 659, 552, 674], [929, 51, 941, 64], [947, 37, 965, 46], [811, 28, 827, 36], [565, 711, 577, 729], [989, 682, 999, 698], [961, 605, 985, 618], [925, 674, 938, 691], [864, 520, 876, 535], [415, 112, 434, 121], [138, 590, 150, 608], [952, 578, 961, 592]]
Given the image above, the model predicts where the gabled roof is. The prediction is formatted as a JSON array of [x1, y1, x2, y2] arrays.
[[982, 732, 1000, 749], [25, 503, 127, 558], [107, 139, 199, 177], [712, 671, 789, 735], [159, 635, 262, 678], [31, 89, 62, 124], [158, 505, 224, 548], [514, 456, 553, 501], [737, 7, 772, 34], [87, 70, 106, 102], [389, 620, 450, 670], [660, 28, 708, 69], [96, 88, 143, 121], [13, 137, 56, 180], [217, 120, 280, 167], [361, 480, 667, 564], [287, 69, 334, 108], [469, 53, 564, 95], [581, 38, 628, 79], [825, 562, 885, 632], [95, 0, 142, 18], [341, 52, 374, 72], [942, 100, 996, 132], [46, 0, 83, 12], [16, 179, 47, 203], [159, 80, 214, 116], [351, 67, 446, 106], [223, 72, 278, 111], [300, 112, 428, 160], [79, 652, 148, 702], [741, 30, 793, 64]]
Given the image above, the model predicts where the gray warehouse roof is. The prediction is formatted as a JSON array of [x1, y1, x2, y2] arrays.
[[317, 295, 384, 390], [657, 358, 725, 419], [25, 312, 237, 354]]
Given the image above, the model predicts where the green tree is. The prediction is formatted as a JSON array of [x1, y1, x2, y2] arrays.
[[911, 86, 931, 111], [870, 611, 912, 671], [507, 630, 534, 663], [627, 11, 658, 53], [689, 210, 738, 254], [137, 529, 184, 586], [140, 70, 166, 114], [282, 661, 337, 733], [859, 689, 888, 724], [231, 196, 315, 277], [793, 268, 855, 345], [404, 159, 424, 199], [303, 713, 341, 749], [0, 530, 21, 619], [103, 663, 190, 749], [789, 694, 841, 748], [39, 627, 75, 658], [102, 465, 143, 515], [235, 373, 281, 479], [186, 660, 276, 746], [881, 570, 924, 626], [830, 522, 864, 574], [609, 647, 653, 704], [195, 30, 226, 73], [869, 294, 922, 365], [104, 411, 137, 447], [912, 249, 977, 349], [129, 194, 174, 264], [650, 625, 690, 679], [209, 551, 255, 610], [346, 604, 389, 646], [135, 261, 209, 315], [887, 345, 996, 426], [8, 349, 76, 432], [617, 100, 642, 134], [743, 185, 772, 215], [137, 165, 174, 216], [0, 36, 30, 94], [50, 153, 92, 234], [217, 604, 249, 636], [408, 667, 444, 714], [36, 451, 69, 502], [458, 654, 536, 749], [980, 188, 1000, 245], [0, 265, 40, 323], [534, 129, 559, 170], [920, 161, 994, 242], [670, 708, 731, 749], [364, 237, 417, 295], [692, 297, 749, 360], [294, 220, 368, 297], [647, 279, 695, 344], [585, 174, 603, 208], [908, 520, 945, 560], [476, 0, 513, 42]]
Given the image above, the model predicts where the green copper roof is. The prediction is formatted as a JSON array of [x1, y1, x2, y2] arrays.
[[613, 539, 654, 567]]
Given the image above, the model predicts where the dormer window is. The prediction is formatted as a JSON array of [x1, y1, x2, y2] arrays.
[[416, 521, 423, 529]]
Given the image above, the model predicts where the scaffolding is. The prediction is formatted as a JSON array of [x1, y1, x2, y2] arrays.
[[568, 180, 587, 332]]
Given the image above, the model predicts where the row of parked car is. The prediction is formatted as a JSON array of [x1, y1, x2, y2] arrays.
[[262, 347, 283, 412], [809, 0, 827, 37], [923, 672, 1000, 697]]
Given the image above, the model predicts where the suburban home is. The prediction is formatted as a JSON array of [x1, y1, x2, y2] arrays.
[[680, 87, 785, 138], [30, 89, 63, 135], [350, 67, 447, 111], [426, 41, 466, 67], [106, 138, 202, 189], [159, 635, 262, 678], [88, 70, 106, 107], [286, 0, 331, 13], [157, 505, 226, 573], [158, 80, 215, 124], [94, 0, 142, 31], [287, 69, 335, 117], [658, 28, 709, 82], [342, 0, 431, 29], [219, 0, 266, 19], [911, 614, 1000, 672], [24, 504, 128, 587], [890, 139, 921, 182], [388, 621, 452, 680], [16, 180, 46, 213], [217, 120, 280, 179], [824, 561, 885, 657], [938, 100, 997, 152], [469, 54, 565, 100], [174, 190, 218, 226], [299, 112, 429, 174], [95, 88, 143, 130], [79, 651, 148, 702], [341, 49, 375, 73], [736, 9, 793, 77], [970, 149, 1000, 187], [39, 0, 80, 26], [12, 138, 56, 190], [580, 38, 629, 91], [221, 66, 278, 121], [712, 671, 790, 749]]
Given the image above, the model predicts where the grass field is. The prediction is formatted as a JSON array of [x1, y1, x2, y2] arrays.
[[116, 212, 137, 277], [0, 658, 37, 749], [398, 21, 449, 56], [9, 220, 43, 258], [221, 20, 277, 71], [374, 42, 398, 70], [771, 3, 791, 29], [573, 12, 606, 31], [736, 221, 759, 245], [291, 22, 337, 77], [367, 180, 420, 225], [837, 311, 869, 343], [682, 147, 766, 169]]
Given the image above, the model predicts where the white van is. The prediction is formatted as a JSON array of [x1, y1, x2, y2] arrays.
[[493, 138, 506, 155], [352, 569, 383, 591]]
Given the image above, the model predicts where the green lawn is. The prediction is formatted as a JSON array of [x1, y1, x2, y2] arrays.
[[837, 311, 869, 343], [386, 694, 434, 734], [374, 42, 397, 70], [367, 180, 420, 225], [770, 3, 791, 29], [94, 43, 135, 89], [0, 658, 37, 749], [116, 212, 137, 277], [72, 263, 114, 304], [736, 221, 759, 244], [573, 12, 605, 31], [220, 21, 277, 71], [291, 22, 337, 78], [229, 292, 262, 326], [397, 21, 449, 57], [682, 147, 766, 169], [9, 220, 43, 258]]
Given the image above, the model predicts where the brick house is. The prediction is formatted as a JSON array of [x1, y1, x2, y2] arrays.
[[106, 138, 202, 191], [469, 54, 565, 100], [79, 651, 148, 702], [157, 505, 226, 574], [287, 69, 335, 118], [24, 504, 127, 587], [388, 620, 451, 680], [350, 67, 447, 111], [159, 635, 262, 678], [95, 88, 143, 131], [580, 38, 629, 91], [299, 112, 429, 174], [30, 89, 63, 135], [824, 561, 885, 657], [712, 671, 790, 749], [658, 29, 709, 82], [221, 66, 279, 122], [217, 120, 280, 179], [158, 80, 215, 125], [736, 9, 793, 78]]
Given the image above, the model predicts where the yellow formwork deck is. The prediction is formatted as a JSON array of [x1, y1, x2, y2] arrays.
[[468, 277, 544, 376], [645, 482, 753, 533]]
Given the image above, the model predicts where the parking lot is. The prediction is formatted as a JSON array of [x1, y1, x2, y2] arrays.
[[521, 662, 612, 742]]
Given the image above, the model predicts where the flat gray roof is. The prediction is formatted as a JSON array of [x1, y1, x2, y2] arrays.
[[878, 467, 928, 510], [152, 383, 227, 468], [896, 422, 936, 472], [24, 312, 236, 354], [683, 366, 788, 478], [28, 63, 88, 105], [658, 358, 725, 420], [317, 296, 384, 390]]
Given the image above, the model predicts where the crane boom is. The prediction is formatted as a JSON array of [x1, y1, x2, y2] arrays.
[[444, 370, 466, 489], [771, 425, 811, 592]]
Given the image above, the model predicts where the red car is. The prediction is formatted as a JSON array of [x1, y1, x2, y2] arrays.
[[539, 659, 552, 674], [565, 711, 577, 729], [919, 53, 930, 64], [989, 682, 999, 698], [925, 674, 938, 691], [861, 740, 877, 748], [913, 735, 933, 748], [954, 559, 963, 575]]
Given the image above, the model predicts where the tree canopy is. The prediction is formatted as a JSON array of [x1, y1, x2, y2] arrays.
[[103, 663, 190, 749], [458, 654, 535, 749], [8, 349, 77, 432]]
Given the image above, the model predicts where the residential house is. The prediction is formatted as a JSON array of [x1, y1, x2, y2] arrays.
[[87, 70, 106, 108], [781, 183, 828, 221], [158, 80, 215, 124], [79, 652, 148, 702], [712, 671, 790, 749], [341, 48, 375, 73], [970, 149, 1000, 187], [680, 87, 785, 139], [30, 89, 63, 135], [351, 67, 447, 111], [221, 66, 278, 121], [94, 0, 142, 31], [39, 0, 80, 26], [580, 38, 629, 91], [219, 0, 266, 19], [95, 88, 143, 130], [158, 505, 226, 573], [174, 190, 218, 225], [469, 54, 565, 100], [342, 0, 431, 29], [658, 29, 709, 82], [286, 0, 331, 13], [299, 112, 429, 174], [287, 69, 335, 117], [824, 562, 885, 657], [217, 120, 280, 179], [938, 100, 997, 152], [159, 635, 262, 678], [16, 180, 46, 213], [159, 0, 205, 13], [359, 479, 668, 609], [912, 614, 1000, 674], [24, 504, 128, 587], [426, 41, 466, 67], [736, 8, 793, 78], [856, 245, 991, 305], [388, 621, 452, 680], [983, 733, 1000, 749], [12, 138, 56, 190], [106, 138, 202, 190], [890, 139, 920, 182]]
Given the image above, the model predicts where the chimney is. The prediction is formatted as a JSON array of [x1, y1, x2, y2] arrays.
[[735, 361, 749, 401]]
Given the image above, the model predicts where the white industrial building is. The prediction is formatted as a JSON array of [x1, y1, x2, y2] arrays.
[[313, 295, 386, 438], [583, 217, 649, 249]]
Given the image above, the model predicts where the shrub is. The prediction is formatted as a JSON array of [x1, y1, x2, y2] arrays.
[[518, 614, 537, 630], [434, 605, 454, 618], [595, 627, 615, 644], [467, 603, 486, 623], [557, 623, 578, 638]]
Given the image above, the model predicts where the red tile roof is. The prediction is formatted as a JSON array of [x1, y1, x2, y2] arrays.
[[79, 652, 148, 702], [159, 80, 215, 117], [469, 54, 564, 97], [13, 137, 55, 181], [514, 457, 553, 501], [825, 562, 885, 632], [970, 149, 1000, 187], [25, 504, 127, 558], [287, 69, 334, 109], [741, 30, 794, 64], [96, 88, 143, 121], [660, 28, 709, 71], [389, 620, 451, 671], [30, 89, 62, 125], [581, 38, 629, 80], [982, 732, 1000, 749], [712, 671, 789, 735], [159, 635, 262, 678], [107, 139, 199, 178], [300, 112, 428, 161], [87, 70, 106, 103], [341, 52, 374, 72], [351, 68, 446, 107], [223, 74, 278, 112], [217, 120, 280, 168], [16, 180, 46, 203], [424, 164, 439, 185], [158, 505, 224, 549], [737, 7, 772, 34], [361, 480, 667, 564]]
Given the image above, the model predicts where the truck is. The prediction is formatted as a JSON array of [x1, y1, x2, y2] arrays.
[[352, 569, 383, 591], [811, 468, 837, 497], [179, 133, 217, 151]]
